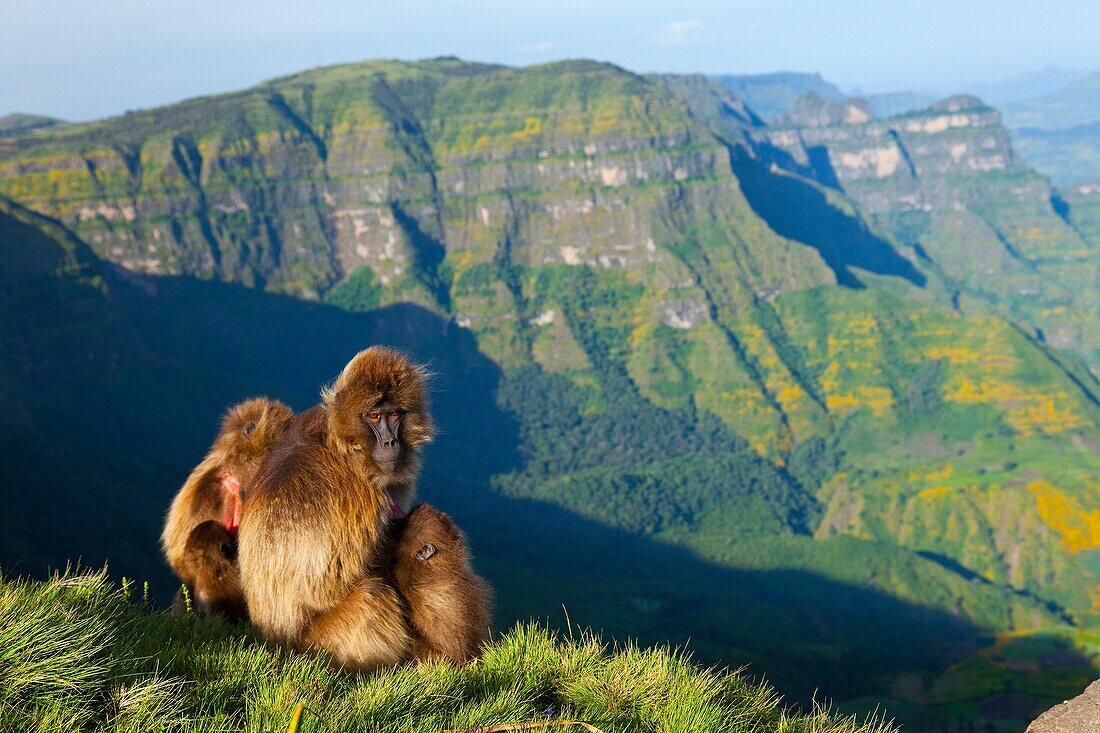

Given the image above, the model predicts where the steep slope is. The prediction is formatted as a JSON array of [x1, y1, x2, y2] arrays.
[[711, 72, 844, 122], [758, 93, 1100, 372], [0, 196, 215, 580], [0, 60, 1098, 731]]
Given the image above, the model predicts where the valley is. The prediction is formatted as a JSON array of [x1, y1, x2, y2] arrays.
[[0, 58, 1098, 731]]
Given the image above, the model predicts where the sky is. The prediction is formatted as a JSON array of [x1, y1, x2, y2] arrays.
[[4, 0, 1100, 121]]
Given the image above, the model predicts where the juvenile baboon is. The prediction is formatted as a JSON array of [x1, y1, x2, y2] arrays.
[[238, 346, 434, 671], [390, 504, 493, 664], [162, 397, 293, 619], [178, 520, 248, 621]]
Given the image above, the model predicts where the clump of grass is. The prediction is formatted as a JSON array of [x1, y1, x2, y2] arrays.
[[0, 569, 896, 733]]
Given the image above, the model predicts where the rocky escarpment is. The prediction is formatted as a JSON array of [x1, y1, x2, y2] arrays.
[[0, 60, 829, 315], [757, 92, 1100, 372], [1, 59, 1099, 732], [762, 94, 1015, 208], [1027, 679, 1100, 732]]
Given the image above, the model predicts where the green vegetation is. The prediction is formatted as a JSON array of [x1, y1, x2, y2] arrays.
[[324, 265, 382, 311], [0, 570, 896, 733], [1, 58, 1099, 732]]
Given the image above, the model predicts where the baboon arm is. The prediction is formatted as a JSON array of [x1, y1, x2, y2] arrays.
[[301, 576, 412, 672]]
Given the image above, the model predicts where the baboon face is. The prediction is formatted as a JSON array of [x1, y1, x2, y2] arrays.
[[364, 401, 405, 472], [323, 347, 434, 476]]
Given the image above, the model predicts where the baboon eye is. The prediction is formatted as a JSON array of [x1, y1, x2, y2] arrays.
[[388, 410, 401, 420], [367, 411, 382, 423]]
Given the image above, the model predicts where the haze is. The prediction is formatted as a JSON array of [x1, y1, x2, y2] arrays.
[[4, 0, 1100, 121]]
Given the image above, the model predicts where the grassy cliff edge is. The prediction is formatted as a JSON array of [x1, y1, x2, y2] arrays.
[[0, 569, 896, 733]]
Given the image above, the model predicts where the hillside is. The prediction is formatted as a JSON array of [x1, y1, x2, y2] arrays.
[[1003, 72, 1100, 130], [1014, 122, 1100, 184], [0, 58, 1098, 732], [998, 73, 1100, 183], [0, 570, 897, 733], [711, 72, 843, 122], [0, 113, 64, 137], [756, 93, 1100, 371]]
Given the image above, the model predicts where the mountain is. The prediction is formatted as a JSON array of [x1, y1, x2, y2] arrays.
[[1003, 72, 1100, 130], [962, 67, 1093, 107], [756, 93, 1100, 372], [778, 92, 876, 127], [994, 73, 1100, 185], [0, 112, 64, 137], [864, 91, 935, 118], [711, 72, 843, 122], [0, 59, 1098, 732], [1014, 121, 1100, 184]]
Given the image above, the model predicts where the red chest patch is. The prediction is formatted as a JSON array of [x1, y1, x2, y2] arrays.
[[221, 475, 243, 535]]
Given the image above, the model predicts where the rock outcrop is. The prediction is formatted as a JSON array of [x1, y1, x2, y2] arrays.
[[1028, 680, 1100, 733]]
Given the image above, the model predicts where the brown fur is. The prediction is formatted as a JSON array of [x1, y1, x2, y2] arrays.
[[390, 504, 493, 664], [161, 397, 293, 620], [178, 520, 248, 621], [238, 347, 434, 671]]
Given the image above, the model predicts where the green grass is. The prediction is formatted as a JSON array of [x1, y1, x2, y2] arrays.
[[0, 570, 896, 733]]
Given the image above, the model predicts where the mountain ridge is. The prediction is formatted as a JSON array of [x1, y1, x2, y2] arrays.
[[0, 57, 1098, 732]]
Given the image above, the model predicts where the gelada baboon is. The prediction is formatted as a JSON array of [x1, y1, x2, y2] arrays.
[[238, 346, 434, 671], [178, 520, 248, 620], [162, 397, 293, 620], [390, 504, 493, 664]]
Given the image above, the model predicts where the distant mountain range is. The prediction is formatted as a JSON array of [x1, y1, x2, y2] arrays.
[[1, 58, 1098, 732], [706, 68, 1100, 184], [1003, 72, 1100, 130]]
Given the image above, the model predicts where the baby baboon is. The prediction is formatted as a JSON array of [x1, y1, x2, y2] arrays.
[[239, 347, 434, 671], [390, 504, 493, 664], [162, 397, 293, 620], [178, 520, 248, 621]]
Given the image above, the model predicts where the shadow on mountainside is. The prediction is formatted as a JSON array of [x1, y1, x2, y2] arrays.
[[0, 211, 1093, 730], [727, 146, 926, 289]]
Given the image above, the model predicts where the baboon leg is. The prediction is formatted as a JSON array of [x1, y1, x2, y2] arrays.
[[301, 576, 411, 672]]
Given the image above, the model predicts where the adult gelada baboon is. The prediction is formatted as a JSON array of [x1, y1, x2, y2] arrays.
[[390, 504, 493, 664], [162, 397, 293, 620], [238, 346, 434, 671]]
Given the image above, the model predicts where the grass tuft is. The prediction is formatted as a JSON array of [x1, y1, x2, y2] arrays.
[[0, 569, 896, 733]]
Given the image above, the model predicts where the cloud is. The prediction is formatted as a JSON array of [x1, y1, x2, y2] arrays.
[[660, 19, 709, 45], [518, 41, 557, 54]]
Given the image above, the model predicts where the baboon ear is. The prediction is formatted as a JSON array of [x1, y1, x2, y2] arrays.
[[414, 544, 437, 561]]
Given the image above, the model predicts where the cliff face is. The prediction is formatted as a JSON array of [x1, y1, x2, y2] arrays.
[[758, 92, 1100, 370], [0, 60, 828, 312], [0, 60, 1098, 731], [762, 94, 1015, 204]]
